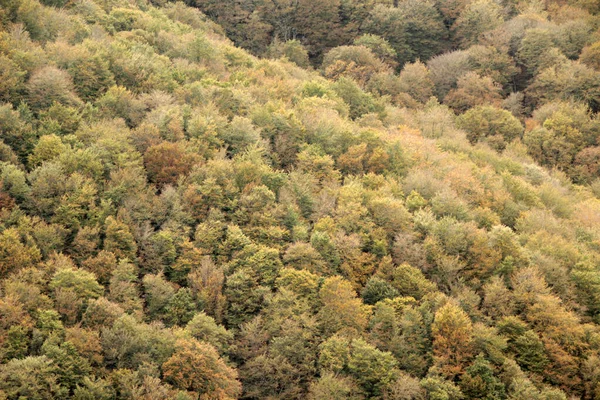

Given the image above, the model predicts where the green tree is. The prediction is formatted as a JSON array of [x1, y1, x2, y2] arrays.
[[68, 55, 115, 102], [41, 339, 91, 392], [452, 0, 503, 48], [527, 60, 600, 111], [420, 375, 464, 400], [354, 34, 398, 68], [332, 77, 384, 119], [362, 277, 399, 305], [456, 105, 524, 150], [143, 273, 175, 322], [513, 331, 548, 374], [348, 338, 399, 397], [103, 216, 137, 261], [459, 354, 505, 399], [185, 312, 233, 354], [164, 288, 197, 326], [467, 45, 518, 90], [266, 39, 311, 68], [0, 356, 67, 399], [365, 2, 446, 66]]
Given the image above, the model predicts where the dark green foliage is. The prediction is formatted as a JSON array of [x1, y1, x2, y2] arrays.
[[362, 277, 399, 305], [459, 355, 505, 399]]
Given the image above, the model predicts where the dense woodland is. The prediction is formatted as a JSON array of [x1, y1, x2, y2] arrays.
[[0, 0, 600, 398]]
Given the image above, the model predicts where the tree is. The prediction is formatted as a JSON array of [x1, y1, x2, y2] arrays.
[[456, 105, 524, 150], [518, 28, 564, 75], [364, 2, 446, 66], [443, 72, 502, 112], [427, 50, 472, 99], [363, 5, 411, 66], [220, 116, 260, 157], [162, 338, 241, 398], [143, 273, 176, 322], [347, 338, 399, 397], [527, 61, 600, 111], [101, 315, 175, 370], [573, 146, 600, 183], [580, 41, 600, 70], [188, 256, 227, 323], [185, 312, 233, 354], [50, 266, 104, 324], [283, 242, 327, 275], [523, 103, 595, 175], [513, 331, 548, 374], [72, 377, 115, 400], [28, 134, 67, 167], [107, 261, 143, 317], [0, 356, 67, 399], [103, 216, 137, 261], [332, 77, 384, 119], [391, 306, 432, 377], [0, 104, 36, 162], [165, 288, 197, 326], [81, 297, 124, 329], [41, 339, 91, 392], [362, 277, 399, 305], [459, 355, 505, 399], [266, 39, 310, 68], [0, 227, 41, 275], [68, 55, 115, 102], [0, 54, 26, 104], [354, 34, 398, 69], [394, 0, 447, 62], [224, 268, 269, 327], [240, 353, 303, 399], [390, 263, 437, 300], [467, 45, 518, 90], [452, 0, 503, 48], [431, 302, 475, 379], [382, 373, 426, 400], [397, 61, 435, 104], [420, 375, 464, 400], [26, 66, 81, 111], [50, 267, 103, 300], [322, 45, 390, 86], [317, 276, 370, 337], [308, 372, 361, 400], [81, 250, 117, 286], [144, 141, 201, 187]]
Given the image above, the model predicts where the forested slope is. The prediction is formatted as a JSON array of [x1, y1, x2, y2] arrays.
[[0, 0, 599, 399]]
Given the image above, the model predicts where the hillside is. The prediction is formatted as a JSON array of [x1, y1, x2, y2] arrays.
[[0, 0, 600, 399]]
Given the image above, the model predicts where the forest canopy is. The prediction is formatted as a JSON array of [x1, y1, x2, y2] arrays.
[[0, 0, 600, 398]]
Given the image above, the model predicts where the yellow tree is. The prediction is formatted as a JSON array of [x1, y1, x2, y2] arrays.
[[162, 338, 241, 399], [317, 276, 370, 337], [432, 302, 475, 379]]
